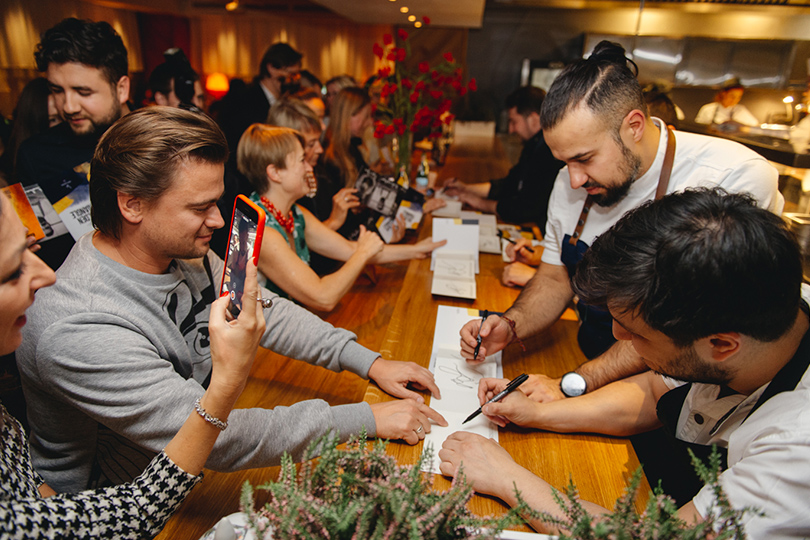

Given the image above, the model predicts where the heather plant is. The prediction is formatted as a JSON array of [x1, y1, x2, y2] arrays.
[[529, 447, 759, 540], [242, 434, 758, 540], [240, 431, 525, 540]]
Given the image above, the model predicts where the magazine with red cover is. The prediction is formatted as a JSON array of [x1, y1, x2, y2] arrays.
[[1, 183, 46, 241]]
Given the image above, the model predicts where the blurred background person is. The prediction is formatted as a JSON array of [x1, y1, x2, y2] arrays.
[[695, 77, 759, 126], [322, 88, 405, 242], [217, 42, 303, 155], [644, 88, 679, 130], [147, 48, 205, 112], [0, 78, 61, 182], [443, 86, 563, 228], [324, 74, 356, 120], [297, 69, 323, 91], [291, 87, 326, 129]]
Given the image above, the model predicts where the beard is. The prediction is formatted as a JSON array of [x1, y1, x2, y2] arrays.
[[652, 345, 734, 386], [588, 141, 642, 208], [66, 100, 123, 139]]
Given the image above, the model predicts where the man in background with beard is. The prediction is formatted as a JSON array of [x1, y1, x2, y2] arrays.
[[16, 18, 130, 269]]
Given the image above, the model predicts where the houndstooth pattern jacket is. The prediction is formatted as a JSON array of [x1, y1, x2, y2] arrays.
[[0, 403, 201, 539]]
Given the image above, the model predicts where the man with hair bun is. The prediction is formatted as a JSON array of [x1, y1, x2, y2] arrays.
[[460, 41, 782, 400]]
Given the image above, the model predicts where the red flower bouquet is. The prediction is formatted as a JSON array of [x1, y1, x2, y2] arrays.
[[372, 26, 476, 173]]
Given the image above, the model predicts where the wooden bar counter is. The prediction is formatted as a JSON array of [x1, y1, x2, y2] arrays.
[[363, 217, 651, 527], [155, 135, 649, 539]]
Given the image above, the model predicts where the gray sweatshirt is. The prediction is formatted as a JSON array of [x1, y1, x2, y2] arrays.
[[17, 234, 379, 493]]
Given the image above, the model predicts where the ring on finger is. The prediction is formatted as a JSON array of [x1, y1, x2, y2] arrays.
[[415, 425, 423, 434], [258, 297, 273, 309]]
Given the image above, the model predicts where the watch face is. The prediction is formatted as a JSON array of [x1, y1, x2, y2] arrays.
[[561, 372, 587, 397]]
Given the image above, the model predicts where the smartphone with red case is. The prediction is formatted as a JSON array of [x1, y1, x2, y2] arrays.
[[220, 195, 266, 318]]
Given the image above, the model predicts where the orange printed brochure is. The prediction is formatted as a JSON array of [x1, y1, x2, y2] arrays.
[[1, 183, 46, 240]]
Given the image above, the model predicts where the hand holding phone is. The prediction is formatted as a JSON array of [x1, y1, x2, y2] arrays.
[[220, 195, 266, 318]]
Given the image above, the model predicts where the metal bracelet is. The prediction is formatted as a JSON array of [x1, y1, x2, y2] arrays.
[[194, 397, 228, 431]]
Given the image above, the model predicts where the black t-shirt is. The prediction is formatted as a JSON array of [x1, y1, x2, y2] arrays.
[[15, 123, 99, 270]]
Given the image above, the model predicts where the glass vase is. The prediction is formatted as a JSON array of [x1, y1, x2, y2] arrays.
[[392, 130, 414, 180]]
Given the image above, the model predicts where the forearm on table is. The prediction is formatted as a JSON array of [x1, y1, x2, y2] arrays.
[[301, 253, 368, 311], [475, 198, 498, 214], [373, 242, 425, 264], [504, 262, 574, 338], [463, 181, 492, 197], [526, 372, 662, 436], [205, 400, 375, 469], [576, 341, 649, 392], [492, 465, 610, 535]]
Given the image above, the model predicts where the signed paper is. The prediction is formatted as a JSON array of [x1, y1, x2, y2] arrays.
[[420, 308, 503, 474], [431, 218, 480, 273], [431, 253, 476, 299], [422, 352, 499, 473], [431, 278, 476, 299]]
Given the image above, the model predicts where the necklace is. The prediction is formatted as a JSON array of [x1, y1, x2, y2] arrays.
[[259, 196, 294, 234]]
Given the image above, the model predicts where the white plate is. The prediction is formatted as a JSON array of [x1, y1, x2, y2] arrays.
[[198, 512, 259, 540]]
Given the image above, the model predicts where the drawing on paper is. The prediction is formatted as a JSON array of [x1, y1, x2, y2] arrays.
[[435, 258, 472, 277], [437, 364, 476, 389], [433, 355, 495, 394]]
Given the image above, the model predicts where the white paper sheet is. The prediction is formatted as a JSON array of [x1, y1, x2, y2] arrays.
[[421, 307, 503, 474], [432, 199, 462, 218], [431, 218, 480, 273], [480, 234, 502, 254], [431, 278, 476, 299]]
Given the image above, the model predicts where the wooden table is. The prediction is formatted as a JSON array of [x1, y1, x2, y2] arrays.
[[364, 217, 650, 527], [155, 135, 649, 539]]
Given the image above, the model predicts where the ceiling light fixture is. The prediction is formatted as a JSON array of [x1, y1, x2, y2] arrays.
[[408, 14, 416, 21], [400, 6, 409, 13], [414, 21, 422, 28], [225, 0, 238, 10]]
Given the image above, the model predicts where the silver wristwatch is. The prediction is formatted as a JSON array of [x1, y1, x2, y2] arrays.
[[560, 371, 587, 397]]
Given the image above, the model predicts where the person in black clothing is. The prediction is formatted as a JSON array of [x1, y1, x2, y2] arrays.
[[443, 86, 563, 230], [216, 43, 303, 157], [1, 78, 61, 182], [147, 50, 205, 112], [15, 18, 131, 270]]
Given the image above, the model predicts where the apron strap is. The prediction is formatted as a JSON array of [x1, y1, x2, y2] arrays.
[[656, 127, 677, 200], [568, 197, 594, 246]]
